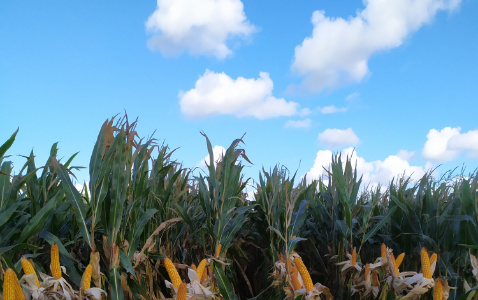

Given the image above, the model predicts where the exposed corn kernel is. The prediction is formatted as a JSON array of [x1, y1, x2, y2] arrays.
[[196, 259, 207, 283], [82, 264, 93, 290], [421, 248, 432, 279], [176, 282, 187, 300], [433, 278, 443, 300], [164, 258, 181, 288], [51, 243, 62, 279], [294, 257, 314, 292]]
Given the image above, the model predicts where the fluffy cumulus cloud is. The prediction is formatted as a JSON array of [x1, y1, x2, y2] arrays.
[[285, 119, 311, 129], [292, 0, 461, 92], [196, 145, 226, 168], [423, 127, 478, 162], [305, 148, 426, 187], [180, 70, 305, 119], [145, 0, 255, 59], [318, 128, 359, 148]]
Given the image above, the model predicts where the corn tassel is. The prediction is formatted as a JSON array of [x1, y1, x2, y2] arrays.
[[395, 253, 405, 269], [421, 248, 432, 279], [196, 259, 207, 282], [176, 282, 187, 300], [3, 268, 25, 300], [294, 257, 314, 292], [51, 243, 62, 279], [434, 278, 443, 300], [82, 264, 93, 290], [290, 266, 302, 291], [164, 258, 181, 288], [21, 257, 40, 288]]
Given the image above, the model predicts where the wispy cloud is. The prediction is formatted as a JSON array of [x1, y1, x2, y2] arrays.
[[319, 105, 348, 114], [292, 0, 461, 92], [179, 70, 307, 119], [285, 119, 312, 129], [318, 128, 359, 148], [145, 0, 255, 59]]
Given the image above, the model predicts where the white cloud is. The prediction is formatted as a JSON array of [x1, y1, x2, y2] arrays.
[[320, 105, 348, 114], [292, 0, 461, 92], [196, 145, 226, 168], [145, 0, 255, 59], [305, 148, 426, 187], [285, 119, 311, 129], [318, 128, 359, 148], [423, 127, 478, 162], [180, 70, 304, 119]]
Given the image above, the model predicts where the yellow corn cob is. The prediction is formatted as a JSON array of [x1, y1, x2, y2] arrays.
[[352, 248, 357, 266], [215, 244, 222, 257], [430, 253, 437, 265], [191, 263, 197, 271], [21, 257, 40, 288], [381, 244, 386, 258], [196, 259, 207, 282], [390, 253, 399, 275], [365, 263, 370, 278], [294, 257, 314, 292], [164, 258, 181, 288], [372, 270, 379, 287], [51, 243, 62, 279], [290, 266, 302, 291], [3, 269, 18, 300], [176, 281, 187, 300], [421, 248, 432, 279], [434, 278, 443, 300], [82, 264, 93, 290], [395, 253, 405, 269]]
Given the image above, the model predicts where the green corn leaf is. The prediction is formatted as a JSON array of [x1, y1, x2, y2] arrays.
[[109, 267, 124, 300], [362, 206, 397, 245], [0, 128, 18, 158], [213, 262, 237, 300], [51, 157, 91, 247]]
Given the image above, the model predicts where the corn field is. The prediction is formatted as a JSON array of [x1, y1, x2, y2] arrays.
[[0, 115, 477, 300]]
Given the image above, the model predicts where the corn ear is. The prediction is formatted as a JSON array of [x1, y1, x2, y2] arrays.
[[434, 278, 443, 300], [215, 244, 222, 257], [21, 257, 40, 288], [365, 263, 370, 278], [421, 248, 432, 279], [395, 253, 405, 269], [372, 270, 379, 287], [381, 244, 386, 258], [164, 258, 181, 289], [290, 266, 302, 291], [294, 257, 314, 292], [3, 268, 25, 300], [176, 282, 187, 300], [82, 264, 93, 290], [191, 263, 197, 271], [51, 243, 62, 279], [352, 248, 357, 266], [196, 259, 207, 282], [430, 253, 437, 265]]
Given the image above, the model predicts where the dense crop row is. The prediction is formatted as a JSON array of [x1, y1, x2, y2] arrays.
[[0, 115, 477, 299]]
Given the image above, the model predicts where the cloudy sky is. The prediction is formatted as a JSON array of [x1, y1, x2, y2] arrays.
[[1, 0, 477, 188]]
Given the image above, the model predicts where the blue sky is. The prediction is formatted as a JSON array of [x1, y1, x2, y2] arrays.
[[1, 0, 477, 189]]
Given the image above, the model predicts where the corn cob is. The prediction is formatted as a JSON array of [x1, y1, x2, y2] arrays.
[[430, 253, 437, 265], [196, 259, 207, 282], [51, 243, 62, 279], [21, 257, 40, 288], [395, 253, 405, 269], [372, 270, 379, 287], [390, 253, 399, 275], [421, 248, 432, 279], [215, 244, 222, 257], [365, 263, 370, 278], [294, 257, 314, 292], [381, 244, 386, 258], [290, 266, 302, 291], [176, 282, 187, 300], [3, 268, 25, 300], [351, 248, 357, 266], [164, 258, 181, 289], [434, 278, 443, 300], [82, 264, 93, 290], [191, 263, 197, 271]]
